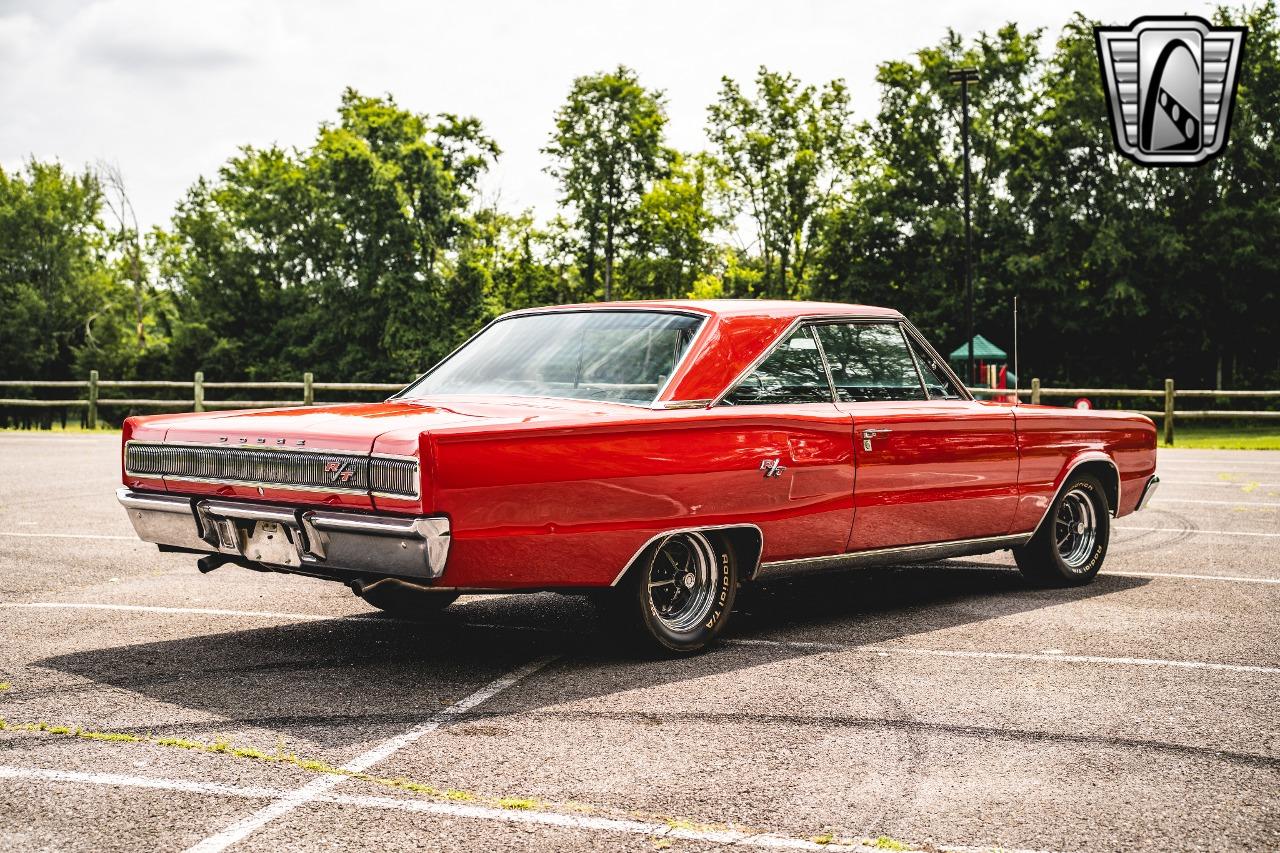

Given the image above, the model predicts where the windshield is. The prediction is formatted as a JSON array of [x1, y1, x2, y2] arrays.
[[400, 310, 704, 406]]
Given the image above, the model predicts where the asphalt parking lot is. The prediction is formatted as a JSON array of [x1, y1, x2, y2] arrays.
[[0, 434, 1276, 852]]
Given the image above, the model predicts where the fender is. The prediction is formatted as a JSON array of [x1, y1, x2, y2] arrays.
[[610, 524, 765, 586], [1028, 451, 1120, 540]]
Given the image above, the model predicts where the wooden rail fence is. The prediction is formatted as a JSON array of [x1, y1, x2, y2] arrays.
[[2, 373, 1278, 445], [968, 378, 1280, 444], [0, 372, 404, 430]]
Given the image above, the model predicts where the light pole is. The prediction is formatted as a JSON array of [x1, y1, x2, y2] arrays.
[[947, 67, 979, 385]]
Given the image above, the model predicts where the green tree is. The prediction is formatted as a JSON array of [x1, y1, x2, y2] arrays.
[[707, 67, 860, 298], [813, 25, 1045, 377], [544, 66, 669, 300], [626, 153, 720, 299], [0, 161, 110, 381], [159, 89, 498, 381]]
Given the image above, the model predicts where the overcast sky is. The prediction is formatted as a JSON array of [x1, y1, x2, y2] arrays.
[[0, 0, 1215, 230]]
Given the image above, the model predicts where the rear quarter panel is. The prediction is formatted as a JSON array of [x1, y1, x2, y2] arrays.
[[1011, 406, 1157, 532], [427, 409, 854, 588]]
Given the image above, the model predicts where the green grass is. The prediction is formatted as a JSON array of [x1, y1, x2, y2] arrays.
[[1168, 422, 1280, 450]]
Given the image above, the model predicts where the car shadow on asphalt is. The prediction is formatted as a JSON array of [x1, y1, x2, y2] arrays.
[[26, 563, 1149, 749]]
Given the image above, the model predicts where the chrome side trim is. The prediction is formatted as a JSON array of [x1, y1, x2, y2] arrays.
[[757, 533, 1031, 579], [608, 523, 765, 586], [1135, 475, 1160, 511]]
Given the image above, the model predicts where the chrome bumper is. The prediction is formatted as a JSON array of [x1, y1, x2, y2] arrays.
[[1135, 475, 1160, 511], [116, 488, 450, 579]]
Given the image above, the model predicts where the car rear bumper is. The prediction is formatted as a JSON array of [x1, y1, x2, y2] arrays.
[[1135, 475, 1160, 511], [116, 488, 450, 579]]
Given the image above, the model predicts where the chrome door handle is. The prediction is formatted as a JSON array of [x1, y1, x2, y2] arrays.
[[861, 428, 892, 451]]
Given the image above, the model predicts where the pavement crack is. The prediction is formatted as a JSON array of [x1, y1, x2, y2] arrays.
[[458, 709, 1280, 769]]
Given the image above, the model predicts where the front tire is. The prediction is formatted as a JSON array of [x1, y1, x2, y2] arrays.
[[609, 531, 737, 655], [1014, 472, 1110, 586]]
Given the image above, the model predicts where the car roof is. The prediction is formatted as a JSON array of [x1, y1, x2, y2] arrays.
[[497, 299, 911, 402], [505, 299, 902, 321]]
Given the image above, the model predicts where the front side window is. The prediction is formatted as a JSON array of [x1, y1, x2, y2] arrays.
[[401, 311, 702, 405], [813, 322, 927, 403], [723, 327, 831, 406], [904, 332, 964, 399]]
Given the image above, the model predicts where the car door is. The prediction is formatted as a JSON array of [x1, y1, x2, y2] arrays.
[[715, 324, 855, 562], [813, 320, 1020, 552]]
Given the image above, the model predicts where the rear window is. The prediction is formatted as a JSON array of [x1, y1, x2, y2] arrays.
[[400, 311, 703, 406]]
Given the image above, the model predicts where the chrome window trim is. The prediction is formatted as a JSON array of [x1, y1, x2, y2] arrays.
[[391, 308, 709, 409], [899, 323, 935, 400], [900, 321, 975, 402], [808, 325, 840, 403], [659, 399, 713, 410], [710, 313, 904, 407]]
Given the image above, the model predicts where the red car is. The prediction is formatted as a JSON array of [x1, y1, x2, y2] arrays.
[[119, 300, 1159, 652]]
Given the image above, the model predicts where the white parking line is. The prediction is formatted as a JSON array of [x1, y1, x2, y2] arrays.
[[0, 601, 340, 621], [0, 600, 513, 621], [185, 655, 556, 853], [0, 765, 284, 799], [0, 437, 114, 443], [1154, 498, 1280, 508], [1103, 570, 1280, 585], [726, 639, 1280, 675], [1115, 525, 1280, 538], [1157, 461, 1280, 469], [0, 765, 1050, 853], [0, 531, 137, 541], [1157, 480, 1280, 489]]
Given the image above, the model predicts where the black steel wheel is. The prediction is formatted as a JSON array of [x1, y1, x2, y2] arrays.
[[1014, 472, 1110, 586]]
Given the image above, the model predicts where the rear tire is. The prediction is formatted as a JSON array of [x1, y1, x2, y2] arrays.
[[607, 531, 737, 655], [356, 579, 459, 619], [1014, 472, 1110, 586]]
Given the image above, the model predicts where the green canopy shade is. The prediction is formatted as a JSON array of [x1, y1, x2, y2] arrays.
[[948, 334, 1006, 362]]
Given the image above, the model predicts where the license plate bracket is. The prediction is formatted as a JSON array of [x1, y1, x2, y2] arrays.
[[243, 520, 300, 567]]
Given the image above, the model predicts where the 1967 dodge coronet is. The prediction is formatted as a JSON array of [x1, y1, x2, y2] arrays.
[[118, 300, 1159, 652]]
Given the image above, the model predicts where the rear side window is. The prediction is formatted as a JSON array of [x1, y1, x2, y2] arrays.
[[812, 322, 927, 403], [723, 327, 832, 405]]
